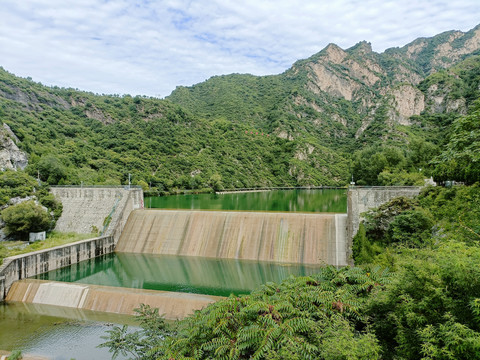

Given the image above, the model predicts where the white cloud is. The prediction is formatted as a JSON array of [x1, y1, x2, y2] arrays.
[[0, 0, 479, 97]]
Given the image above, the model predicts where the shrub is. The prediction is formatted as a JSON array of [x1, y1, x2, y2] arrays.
[[1, 201, 51, 239]]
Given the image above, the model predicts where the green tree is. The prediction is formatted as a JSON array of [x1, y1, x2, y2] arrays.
[[387, 208, 434, 246], [0, 169, 38, 206], [367, 242, 480, 360], [101, 266, 388, 359], [209, 173, 223, 191], [33, 155, 68, 184], [1, 200, 51, 239], [432, 103, 480, 184]]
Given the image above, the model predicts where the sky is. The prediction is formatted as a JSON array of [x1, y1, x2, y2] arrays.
[[1, 1, 479, 98]]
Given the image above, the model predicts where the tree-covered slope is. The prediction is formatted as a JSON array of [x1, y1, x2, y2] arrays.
[[167, 25, 480, 186], [0, 67, 349, 190], [1, 24, 479, 189]]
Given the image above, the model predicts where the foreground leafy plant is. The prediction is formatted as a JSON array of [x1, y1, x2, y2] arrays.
[[100, 266, 389, 359]]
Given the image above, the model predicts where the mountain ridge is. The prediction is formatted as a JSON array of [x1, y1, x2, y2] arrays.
[[1, 24, 479, 189]]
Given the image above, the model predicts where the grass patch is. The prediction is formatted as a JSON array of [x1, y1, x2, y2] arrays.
[[0, 231, 97, 265]]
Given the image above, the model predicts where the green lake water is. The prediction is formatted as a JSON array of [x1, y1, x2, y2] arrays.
[[0, 302, 136, 359], [145, 189, 347, 213], [36, 252, 321, 297]]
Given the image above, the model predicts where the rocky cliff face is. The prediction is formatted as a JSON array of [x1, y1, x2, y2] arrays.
[[399, 26, 480, 73], [0, 123, 28, 170], [0, 81, 71, 111], [280, 25, 480, 142]]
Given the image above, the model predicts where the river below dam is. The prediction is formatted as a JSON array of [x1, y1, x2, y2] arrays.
[[1, 189, 346, 359], [0, 302, 136, 360], [3, 255, 321, 358]]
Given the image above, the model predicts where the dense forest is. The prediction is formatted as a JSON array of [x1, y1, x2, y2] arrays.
[[1, 24, 480, 359]]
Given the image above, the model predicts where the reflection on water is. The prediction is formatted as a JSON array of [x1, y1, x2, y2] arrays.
[[146, 189, 347, 213], [21, 253, 323, 358], [0, 302, 136, 359], [36, 252, 322, 297]]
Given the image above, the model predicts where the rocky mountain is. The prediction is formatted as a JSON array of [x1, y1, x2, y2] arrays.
[[0, 24, 479, 189], [169, 25, 480, 145], [0, 123, 28, 171]]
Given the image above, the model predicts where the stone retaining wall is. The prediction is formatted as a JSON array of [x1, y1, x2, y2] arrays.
[[1, 187, 143, 301], [0, 236, 115, 300], [50, 186, 143, 237]]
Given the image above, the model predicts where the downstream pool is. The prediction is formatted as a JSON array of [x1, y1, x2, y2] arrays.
[[0, 302, 136, 359], [35, 252, 321, 297], [11, 254, 321, 358], [145, 189, 347, 213]]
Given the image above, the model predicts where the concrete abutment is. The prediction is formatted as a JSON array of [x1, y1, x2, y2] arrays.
[[346, 186, 422, 264]]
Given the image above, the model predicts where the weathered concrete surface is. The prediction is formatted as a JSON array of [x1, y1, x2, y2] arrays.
[[0, 236, 115, 300], [7, 279, 223, 319], [117, 209, 348, 266], [51, 187, 143, 241], [346, 186, 421, 263]]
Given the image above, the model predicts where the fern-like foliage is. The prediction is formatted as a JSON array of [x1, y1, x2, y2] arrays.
[[99, 266, 391, 359], [140, 266, 388, 359]]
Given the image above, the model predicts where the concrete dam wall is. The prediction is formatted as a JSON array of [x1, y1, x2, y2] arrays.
[[116, 210, 348, 266], [51, 186, 143, 240], [7, 279, 222, 320]]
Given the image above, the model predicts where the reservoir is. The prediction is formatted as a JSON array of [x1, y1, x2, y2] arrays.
[[35, 253, 321, 297], [145, 188, 347, 213]]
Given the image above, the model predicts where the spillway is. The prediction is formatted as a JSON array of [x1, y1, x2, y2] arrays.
[[6, 279, 222, 320], [116, 209, 347, 266]]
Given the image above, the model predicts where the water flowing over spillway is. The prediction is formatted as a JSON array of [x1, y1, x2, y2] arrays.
[[6, 279, 222, 319], [116, 209, 347, 266]]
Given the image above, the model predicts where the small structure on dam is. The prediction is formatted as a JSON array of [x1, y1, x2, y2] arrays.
[[116, 209, 348, 266]]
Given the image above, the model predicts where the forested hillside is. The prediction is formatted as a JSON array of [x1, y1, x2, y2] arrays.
[[0, 67, 348, 191], [169, 25, 480, 186], [1, 25, 480, 191]]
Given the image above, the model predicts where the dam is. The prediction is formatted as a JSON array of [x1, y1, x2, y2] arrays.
[[0, 187, 421, 358], [116, 210, 347, 265]]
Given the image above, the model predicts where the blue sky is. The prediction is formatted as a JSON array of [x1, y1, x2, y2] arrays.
[[1, 0, 479, 98]]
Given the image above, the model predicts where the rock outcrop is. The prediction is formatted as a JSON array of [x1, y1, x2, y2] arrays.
[[0, 123, 28, 170]]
